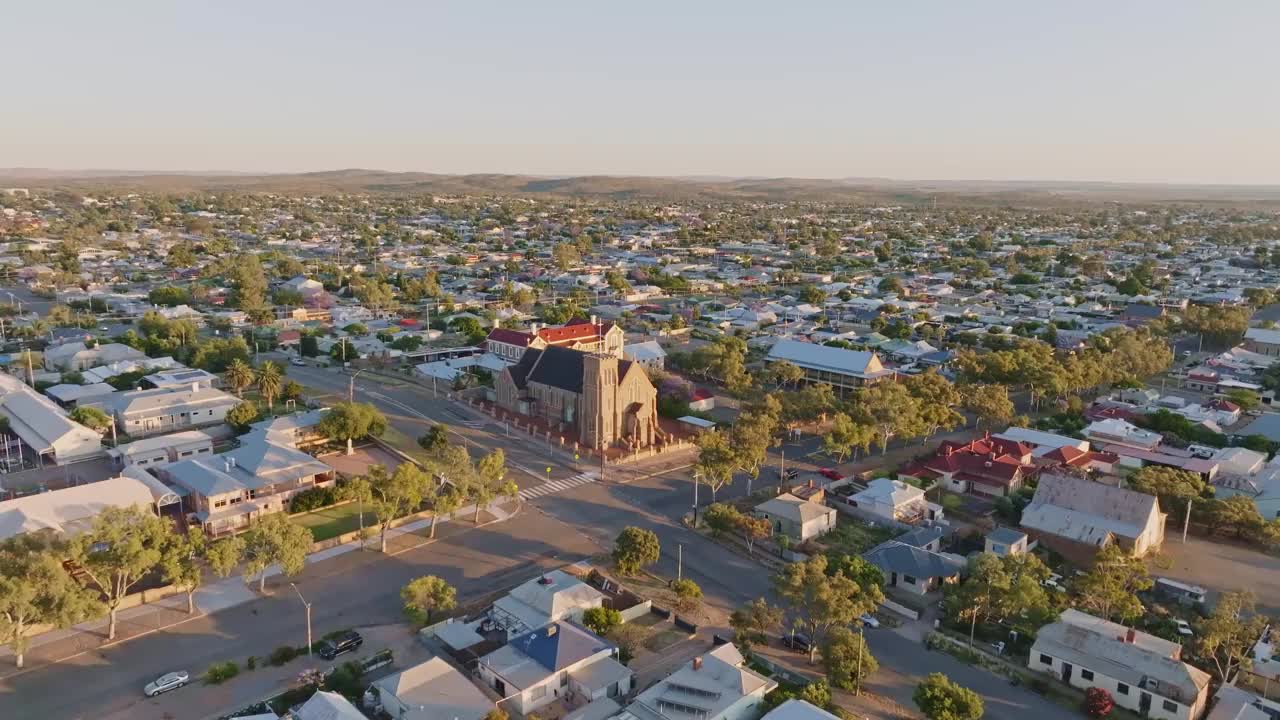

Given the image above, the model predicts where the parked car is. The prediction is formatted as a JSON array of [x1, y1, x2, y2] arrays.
[[779, 468, 800, 482], [291, 357, 307, 366], [819, 468, 843, 481], [1174, 619, 1194, 637], [782, 632, 813, 654], [143, 671, 189, 697], [317, 630, 363, 660], [1042, 573, 1067, 593], [859, 613, 880, 629]]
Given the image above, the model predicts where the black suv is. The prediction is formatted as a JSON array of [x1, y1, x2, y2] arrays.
[[782, 632, 812, 654], [317, 631, 363, 660]]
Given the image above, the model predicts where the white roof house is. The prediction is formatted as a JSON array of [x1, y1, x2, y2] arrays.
[[294, 690, 365, 720], [994, 427, 1091, 457], [623, 341, 667, 367], [613, 643, 775, 720], [0, 474, 170, 541], [763, 700, 841, 720], [765, 340, 894, 392], [372, 657, 493, 720], [491, 569, 604, 637], [0, 375, 102, 465], [755, 492, 836, 541]]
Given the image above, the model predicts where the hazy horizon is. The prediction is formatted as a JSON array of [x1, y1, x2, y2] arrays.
[[4, 1, 1278, 185]]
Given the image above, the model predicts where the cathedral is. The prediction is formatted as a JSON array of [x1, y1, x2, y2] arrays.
[[494, 345, 663, 451]]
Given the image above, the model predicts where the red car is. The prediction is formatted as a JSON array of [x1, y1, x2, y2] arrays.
[[819, 468, 843, 481]]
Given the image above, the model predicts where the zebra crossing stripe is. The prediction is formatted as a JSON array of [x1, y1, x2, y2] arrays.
[[518, 473, 596, 499]]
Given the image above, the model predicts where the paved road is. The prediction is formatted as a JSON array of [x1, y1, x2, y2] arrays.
[[0, 508, 600, 720]]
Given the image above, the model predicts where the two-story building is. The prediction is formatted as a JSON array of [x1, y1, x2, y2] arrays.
[[156, 437, 334, 535], [764, 340, 895, 395]]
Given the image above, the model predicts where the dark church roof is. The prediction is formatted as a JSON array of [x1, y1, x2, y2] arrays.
[[509, 348, 543, 390], [527, 345, 587, 394]]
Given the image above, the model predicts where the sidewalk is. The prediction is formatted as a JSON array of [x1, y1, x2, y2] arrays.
[[0, 499, 518, 670]]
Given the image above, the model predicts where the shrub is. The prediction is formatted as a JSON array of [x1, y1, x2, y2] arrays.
[[206, 660, 240, 684], [1084, 687, 1114, 718], [325, 661, 365, 701], [246, 655, 257, 670], [289, 486, 337, 513], [269, 645, 299, 666], [582, 607, 623, 636]]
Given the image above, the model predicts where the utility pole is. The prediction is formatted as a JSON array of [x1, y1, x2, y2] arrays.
[[1182, 498, 1193, 543], [854, 623, 865, 696], [677, 544, 683, 581], [290, 583, 313, 658]]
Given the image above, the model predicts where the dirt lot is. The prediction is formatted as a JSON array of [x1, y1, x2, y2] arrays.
[[1158, 536, 1280, 616]]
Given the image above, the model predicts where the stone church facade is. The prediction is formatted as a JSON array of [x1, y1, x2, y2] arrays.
[[495, 345, 662, 451]]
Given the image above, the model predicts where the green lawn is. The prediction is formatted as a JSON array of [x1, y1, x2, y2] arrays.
[[820, 518, 899, 555], [293, 503, 377, 541]]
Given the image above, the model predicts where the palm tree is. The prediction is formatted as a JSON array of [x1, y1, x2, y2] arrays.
[[257, 361, 283, 411], [224, 359, 254, 398]]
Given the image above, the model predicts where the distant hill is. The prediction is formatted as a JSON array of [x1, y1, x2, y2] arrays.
[[2, 168, 1279, 207]]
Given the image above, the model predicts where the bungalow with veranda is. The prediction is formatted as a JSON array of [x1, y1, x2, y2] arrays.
[[477, 622, 631, 716]]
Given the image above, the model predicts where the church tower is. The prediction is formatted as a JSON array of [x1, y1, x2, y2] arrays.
[[580, 353, 619, 450]]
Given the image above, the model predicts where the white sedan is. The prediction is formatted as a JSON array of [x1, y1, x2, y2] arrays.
[[144, 671, 190, 697], [859, 613, 881, 629]]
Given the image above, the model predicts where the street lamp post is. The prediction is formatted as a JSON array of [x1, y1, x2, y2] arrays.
[[290, 583, 313, 658], [348, 368, 367, 403]]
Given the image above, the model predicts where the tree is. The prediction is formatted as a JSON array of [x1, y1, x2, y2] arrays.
[[769, 361, 805, 389], [160, 527, 208, 614], [1071, 543, 1151, 622], [317, 402, 387, 455], [821, 626, 878, 691], [0, 536, 99, 667], [612, 526, 660, 576], [418, 424, 451, 456], [694, 430, 736, 502], [67, 505, 171, 640], [257, 361, 284, 411], [1182, 305, 1250, 348], [470, 449, 507, 522], [226, 400, 260, 432], [1195, 590, 1269, 683], [738, 514, 772, 555], [772, 555, 876, 663], [224, 359, 255, 398], [850, 381, 923, 454], [608, 623, 648, 663], [68, 405, 112, 432], [822, 412, 875, 462], [240, 513, 312, 593], [914, 673, 984, 720], [356, 280, 397, 314], [1084, 687, 1115, 718], [552, 242, 580, 270], [401, 575, 457, 625], [335, 475, 373, 545], [672, 578, 703, 614], [582, 606, 623, 636], [206, 536, 244, 580], [300, 335, 320, 358], [729, 598, 783, 651], [825, 554, 886, 598], [1128, 466, 1205, 516], [946, 552, 1053, 643], [428, 484, 464, 539], [729, 406, 779, 491], [703, 503, 741, 537], [960, 383, 1014, 429], [369, 464, 432, 552], [878, 277, 902, 294], [904, 371, 964, 440], [1225, 388, 1260, 411]]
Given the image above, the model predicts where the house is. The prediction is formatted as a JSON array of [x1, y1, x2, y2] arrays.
[[1205, 685, 1277, 720], [371, 657, 494, 720], [1020, 473, 1165, 564], [984, 527, 1029, 556], [1029, 609, 1210, 720], [43, 382, 116, 408], [489, 569, 605, 639], [156, 437, 336, 535], [0, 374, 102, 465], [687, 388, 715, 412], [846, 477, 942, 524], [244, 408, 330, 448], [0, 473, 177, 541], [764, 340, 894, 395], [1244, 328, 1280, 357], [106, 429, 216, 468], [754, 493, 836, 541], [900, 433, 1036, 497], [283, 276, 326, 297], [762, 700, 840, 720], [623, 341, 667, 370], [294, 690, 365, 720], [495, 346, 664, 451], [994, 427, 1091, 458], [1082, 419, 1163, 453], [102, 385, 240, 437], [477, 622, 630, 716], [42, 342, 146, 372], [486, 318, 626, 364], [141, 368, 220, 391], [863, 529, 963, 595], [612, 643, 775, 720]]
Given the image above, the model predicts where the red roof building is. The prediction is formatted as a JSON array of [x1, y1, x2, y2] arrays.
[[484, 316, 625, 363], [901, 432, 1038, 497]]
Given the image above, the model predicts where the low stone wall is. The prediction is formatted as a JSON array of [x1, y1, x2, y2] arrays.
[[617, 600, 653, 623]]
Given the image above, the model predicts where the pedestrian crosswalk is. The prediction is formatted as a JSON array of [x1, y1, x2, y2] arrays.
[[519, 472, 599, 500]]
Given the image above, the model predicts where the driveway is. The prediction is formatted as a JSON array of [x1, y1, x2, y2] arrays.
[[1159, 536, 1280, 616]]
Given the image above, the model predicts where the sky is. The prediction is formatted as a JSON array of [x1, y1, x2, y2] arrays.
[[3, 1, 1278, 184]]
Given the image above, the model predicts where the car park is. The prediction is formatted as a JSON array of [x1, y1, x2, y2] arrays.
[[143, 671, 189, 697]]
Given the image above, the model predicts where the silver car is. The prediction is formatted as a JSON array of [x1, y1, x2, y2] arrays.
[[144, 671, 190, 697]]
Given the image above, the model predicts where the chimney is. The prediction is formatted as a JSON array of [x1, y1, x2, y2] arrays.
[[692, 657, 703, 671], [192, 381, 200, 393], [530, 322, 540, 335], [590, 314, 598, 326], [229, 457, 236, 469], [538, 575, 553, 585], [1126, 628, 1136, 644], [546, 625, 558, 637], [223, 458, 231, 472]]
